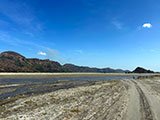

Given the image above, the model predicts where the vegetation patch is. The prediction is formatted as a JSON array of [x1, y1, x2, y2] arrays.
[[70, 109, 81, 113]]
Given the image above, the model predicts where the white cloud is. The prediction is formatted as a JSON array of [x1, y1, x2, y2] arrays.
[[0, 31, 46, 49], [38, 51, 47, 56], [75, 50, 83, 54], [111, 18, 123, 30], [112, 21, 123, 29], [0, 0, 43, 36], [46, 48, 64, 63], [142, 23, 152, 28]]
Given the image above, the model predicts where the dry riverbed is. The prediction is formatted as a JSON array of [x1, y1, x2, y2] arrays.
[[1, 76, 160, 120]]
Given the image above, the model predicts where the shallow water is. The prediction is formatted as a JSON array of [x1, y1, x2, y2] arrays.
[[0, 75, 150, 100], [0, 75, 138, 85]]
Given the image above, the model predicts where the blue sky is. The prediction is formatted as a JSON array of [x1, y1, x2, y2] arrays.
[[0, 0, 160, 71]]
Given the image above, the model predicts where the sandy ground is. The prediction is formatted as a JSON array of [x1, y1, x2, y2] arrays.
[[0, 73, 158, 78], [1, 77, 160, 120]]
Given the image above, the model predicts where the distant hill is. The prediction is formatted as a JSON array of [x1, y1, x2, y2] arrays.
[[132, 67, 154, 73], [0, 51, 129, 73], [63, 64, 129, 73]]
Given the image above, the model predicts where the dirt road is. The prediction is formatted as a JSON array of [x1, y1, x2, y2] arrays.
[[1, 77, 160, 120], [124, 78, 160, 120]]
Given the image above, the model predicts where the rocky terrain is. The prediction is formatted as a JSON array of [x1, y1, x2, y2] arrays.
[[0, 51, 129, 73], [1, 76, 160, 120]]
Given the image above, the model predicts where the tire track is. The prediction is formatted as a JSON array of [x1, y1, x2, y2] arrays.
[[131, 80, 154, 120]]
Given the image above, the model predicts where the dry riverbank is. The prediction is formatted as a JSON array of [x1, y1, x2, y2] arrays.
[[1, 76, 160, 120], [0, 73, 158, 78]]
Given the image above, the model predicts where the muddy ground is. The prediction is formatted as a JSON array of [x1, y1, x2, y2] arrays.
[[1, 76, 160, 120]]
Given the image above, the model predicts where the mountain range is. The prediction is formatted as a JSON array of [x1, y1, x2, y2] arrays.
[[0, 51, 130, 73]]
